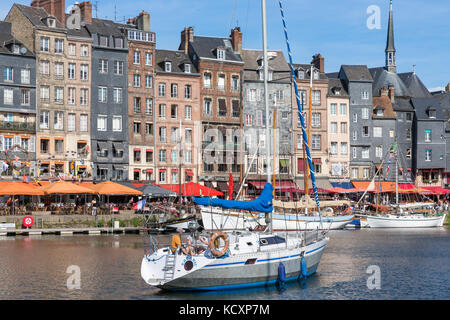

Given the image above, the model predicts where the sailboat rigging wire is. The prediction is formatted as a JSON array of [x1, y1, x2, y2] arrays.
[[277, 0, 322, 225]]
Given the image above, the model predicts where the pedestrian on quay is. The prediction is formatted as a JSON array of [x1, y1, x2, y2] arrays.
[[91, 198, 98, 216]]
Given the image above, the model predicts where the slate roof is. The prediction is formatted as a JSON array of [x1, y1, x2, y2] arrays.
[[392, 97, 414, 112], [340, 65, 373, 82], [398, 72, 431, 98], [372, 96, 397, 119], [242, 49, 291, 81], [86, 18, 124, 38], [0, 23, 33, 57], [293, 63, 328, 81], [369, 67, 410, 97], [327, 78, 349, 97], [14, 4, 65, 29], [155, 49, 198, 74], [64, 14, 91, 39], [411, 97, 446, 121], [190, 35, 242, 62]]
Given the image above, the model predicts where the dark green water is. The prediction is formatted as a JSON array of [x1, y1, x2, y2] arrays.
[[0, 228, 449, 300]]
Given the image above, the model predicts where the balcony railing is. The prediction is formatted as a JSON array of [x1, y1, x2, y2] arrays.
[[0, 121, 36, 132]]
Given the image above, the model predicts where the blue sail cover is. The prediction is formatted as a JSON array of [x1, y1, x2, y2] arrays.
[[193, 183, 274, 213]]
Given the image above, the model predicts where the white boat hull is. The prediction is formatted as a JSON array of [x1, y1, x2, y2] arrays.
[[200, 208, 353, 231], [364, 214, 446, 228]]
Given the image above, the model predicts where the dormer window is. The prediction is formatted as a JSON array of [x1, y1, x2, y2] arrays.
[[217, 49, 225, 60], [99, 36, 108, 47], [12, 45, 20, 54], [427, 108, 436, 119], [184, 63, 191, 73], [313, 70, 319, 80], [298, 70, 305, 79], [165, 62, 172, 72], [47, 18, 56, 28], [259, 70, 273, 81], [333, 87, 341, 95], [375, 107, 384, 116]]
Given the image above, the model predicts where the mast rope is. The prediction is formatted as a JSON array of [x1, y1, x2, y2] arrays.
[[277, 0, 322, 224]]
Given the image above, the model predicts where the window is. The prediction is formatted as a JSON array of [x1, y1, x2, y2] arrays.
[[114, 61, 123, 75], [134, 149, 141, 162], [80, 114, 88, 132], [21, 69, 30, 84], [133, 74, 141, 87], [231, 76, 239, 91], [68, 87, 75, 104], [134, 97, 141, 113], [311, 135, 321, 149], [54, 39, 64, 53], [362, 126, 369, 137], [185, 128, 192, 143], [159, 149, 166, 162], [112, 116, 122, 132], [68, 113, 76, 131], [352, 113, 357, 123], [218, 99, 227, 117], [170, 104, 178, 119], [171, 84, 178, 98], [133, 51, 140, 64], [185, 105, 192, 120], [145, 123, 153, 136], [40, 86, 50, 103], [340, 103, 347, 115], [54, 87, 64, 104], [159, 127, 166, 142], [424, 130, 431, 142], [159, 170, 166, 182], [373, 127, 382, 137], [330, 142, 338, 155], [245, 114, 253, 126], [406, 113, 412, 121], [311, 113, 320, 128], [40, 139, 49, 153], [145, 52, 152, 65], [111, 88, 121, 104], [341, 122, 347, 134], [204, 98, 212, 115], [21, 89, 30, 105], [297, 134, 303, 149], [425, 149, 432, 162], [362, 147, 370, 159], [3, 113, 13, 122], [81, 45, 89, 57], [330, 103, 337, 115], [184, 63, 191, 73], [67, 63, 75, 79], [145, 98, 153, 115], [352, 168, 358, 179], [53, 62, 63, 79], [203, 73, 211, 89], [184, 85, 191, 99], [146, 150, 153, 163], [99, 36, 108, 46], [312, 90, 320, 105], [232, 100, 240, 118], [217, 49, 225, 60], [352, 130, 357, 141], [341, 142, 348, 155], [248, 89, 257, 102], [134, 122, 141, 134], [406, 128, 411, 140], [330, 122, 337, 134], [362, 108, 369, 119], [171, 150, 177, 163], [389, 130, 394, 138], [54, 111, 64, 130], [185, 150, 192, 163], [40, 60, 49, 75], [114, 37, 123, 48], [352, 147, 357, 159], [3, 88, 13, 105], [98, 87, 107, 103], [40, 37, 49, 52], [361, 91, 369, 100], [376, 145, 383, 158], [97, 115, 107, 131], [165, 62, 172, 72], [159, 104, 166, 118], [145, 75, 152, 88], [99, 59, 108, 73], [158, 83, 166, 97], [80, 89, 88, 105], [363, 168, 370, 179], [80, 64, 88, 81], [217, 74, 225, 91]]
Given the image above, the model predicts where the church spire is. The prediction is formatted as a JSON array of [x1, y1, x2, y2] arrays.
[[385, 0, 396, 73]]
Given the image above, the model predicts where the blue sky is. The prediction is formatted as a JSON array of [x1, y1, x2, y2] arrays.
[[1, 0, 448, 89]]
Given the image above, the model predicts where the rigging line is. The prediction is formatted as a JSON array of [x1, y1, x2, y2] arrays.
[[230, 0, 238, 31], [277, 0, 323, 227]]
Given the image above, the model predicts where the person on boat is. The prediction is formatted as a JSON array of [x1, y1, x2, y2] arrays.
[[171, 228, 184, 254], [183, 235, 196, 256]]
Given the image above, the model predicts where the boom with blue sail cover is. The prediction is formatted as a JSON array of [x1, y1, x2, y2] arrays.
[[193, 183, 273, 213]]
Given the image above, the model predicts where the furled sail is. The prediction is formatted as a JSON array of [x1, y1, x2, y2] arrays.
[[193, 183, 273, 213]]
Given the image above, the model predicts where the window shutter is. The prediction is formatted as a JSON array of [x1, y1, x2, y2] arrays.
[[29, 136, 35, 152], [0, 135, 3, 151]]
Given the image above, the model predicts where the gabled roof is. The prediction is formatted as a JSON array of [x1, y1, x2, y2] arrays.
[[340, 65, 373, 82], [372, 96, 397, 119], [190, 35, 242, 62], [155, 49, 198, 74], [242, 49, 290, 81], [392, 97, 414, 112], [398, 72, 431, 98], [0, 32, 34, 57], [293, 63, 328, 81], [411, 97, 446, 121], [369, 67, 410, 97], [327, 78, 349, 97], [14, 4, 65, 29]]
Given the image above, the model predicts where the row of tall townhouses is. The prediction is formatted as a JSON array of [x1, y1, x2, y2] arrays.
[[0, 21, 36, 177], [1, 0, 449, 192]]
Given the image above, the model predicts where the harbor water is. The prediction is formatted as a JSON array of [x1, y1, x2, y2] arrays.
[[0, 228, 449, 300]]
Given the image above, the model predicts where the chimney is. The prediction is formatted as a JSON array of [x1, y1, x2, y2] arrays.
[[230, 27, 242, 53], [136, 10, 150, 31], [78, 1, 92, 24], [31, 0, 66, 26], [380, 86, 389, 97], [311, 53, 325, 73], [388, 85, 395, 103], [180, 27, 194, 54]]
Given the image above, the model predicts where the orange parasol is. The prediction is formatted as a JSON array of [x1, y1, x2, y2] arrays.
[[38, 180, 96, 194], [0, 182, 44, 195], [87, 181, 142, 195]]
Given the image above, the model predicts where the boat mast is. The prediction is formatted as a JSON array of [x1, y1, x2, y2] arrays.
[[261, 0, 272, 232], [395, 139, 399, 210], [305, 65, 312, 197]]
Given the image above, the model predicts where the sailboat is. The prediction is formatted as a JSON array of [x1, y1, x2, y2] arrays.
[[140, 0, 329, 290], [355, 141, 446, 228]]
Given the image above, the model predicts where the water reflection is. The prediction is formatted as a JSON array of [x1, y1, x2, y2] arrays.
[[0, 228, 449, 300]]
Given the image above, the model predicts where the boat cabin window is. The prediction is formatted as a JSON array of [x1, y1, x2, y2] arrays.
[[259, 236, 286, 246]]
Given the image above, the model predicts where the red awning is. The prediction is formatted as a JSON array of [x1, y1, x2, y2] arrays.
[[133, 169, 140, 173], [398, 184, 416, 190], [249, 180, 299, 192], [133, 148, 141, 152], [312, 158, 322, 164], [146, 169, 153, 173], [422, 186, 450, 195], [146, 149, 153, 152], [171, 169, 178, 172]]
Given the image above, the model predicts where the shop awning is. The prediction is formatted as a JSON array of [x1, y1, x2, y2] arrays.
[[312, 158, 322, 164], [422, 186, 450, 195], [146, 169, 153, 173], [158, 182, 223, 197], [352, 181, 396, 193], [249, 180, 299, 192]]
